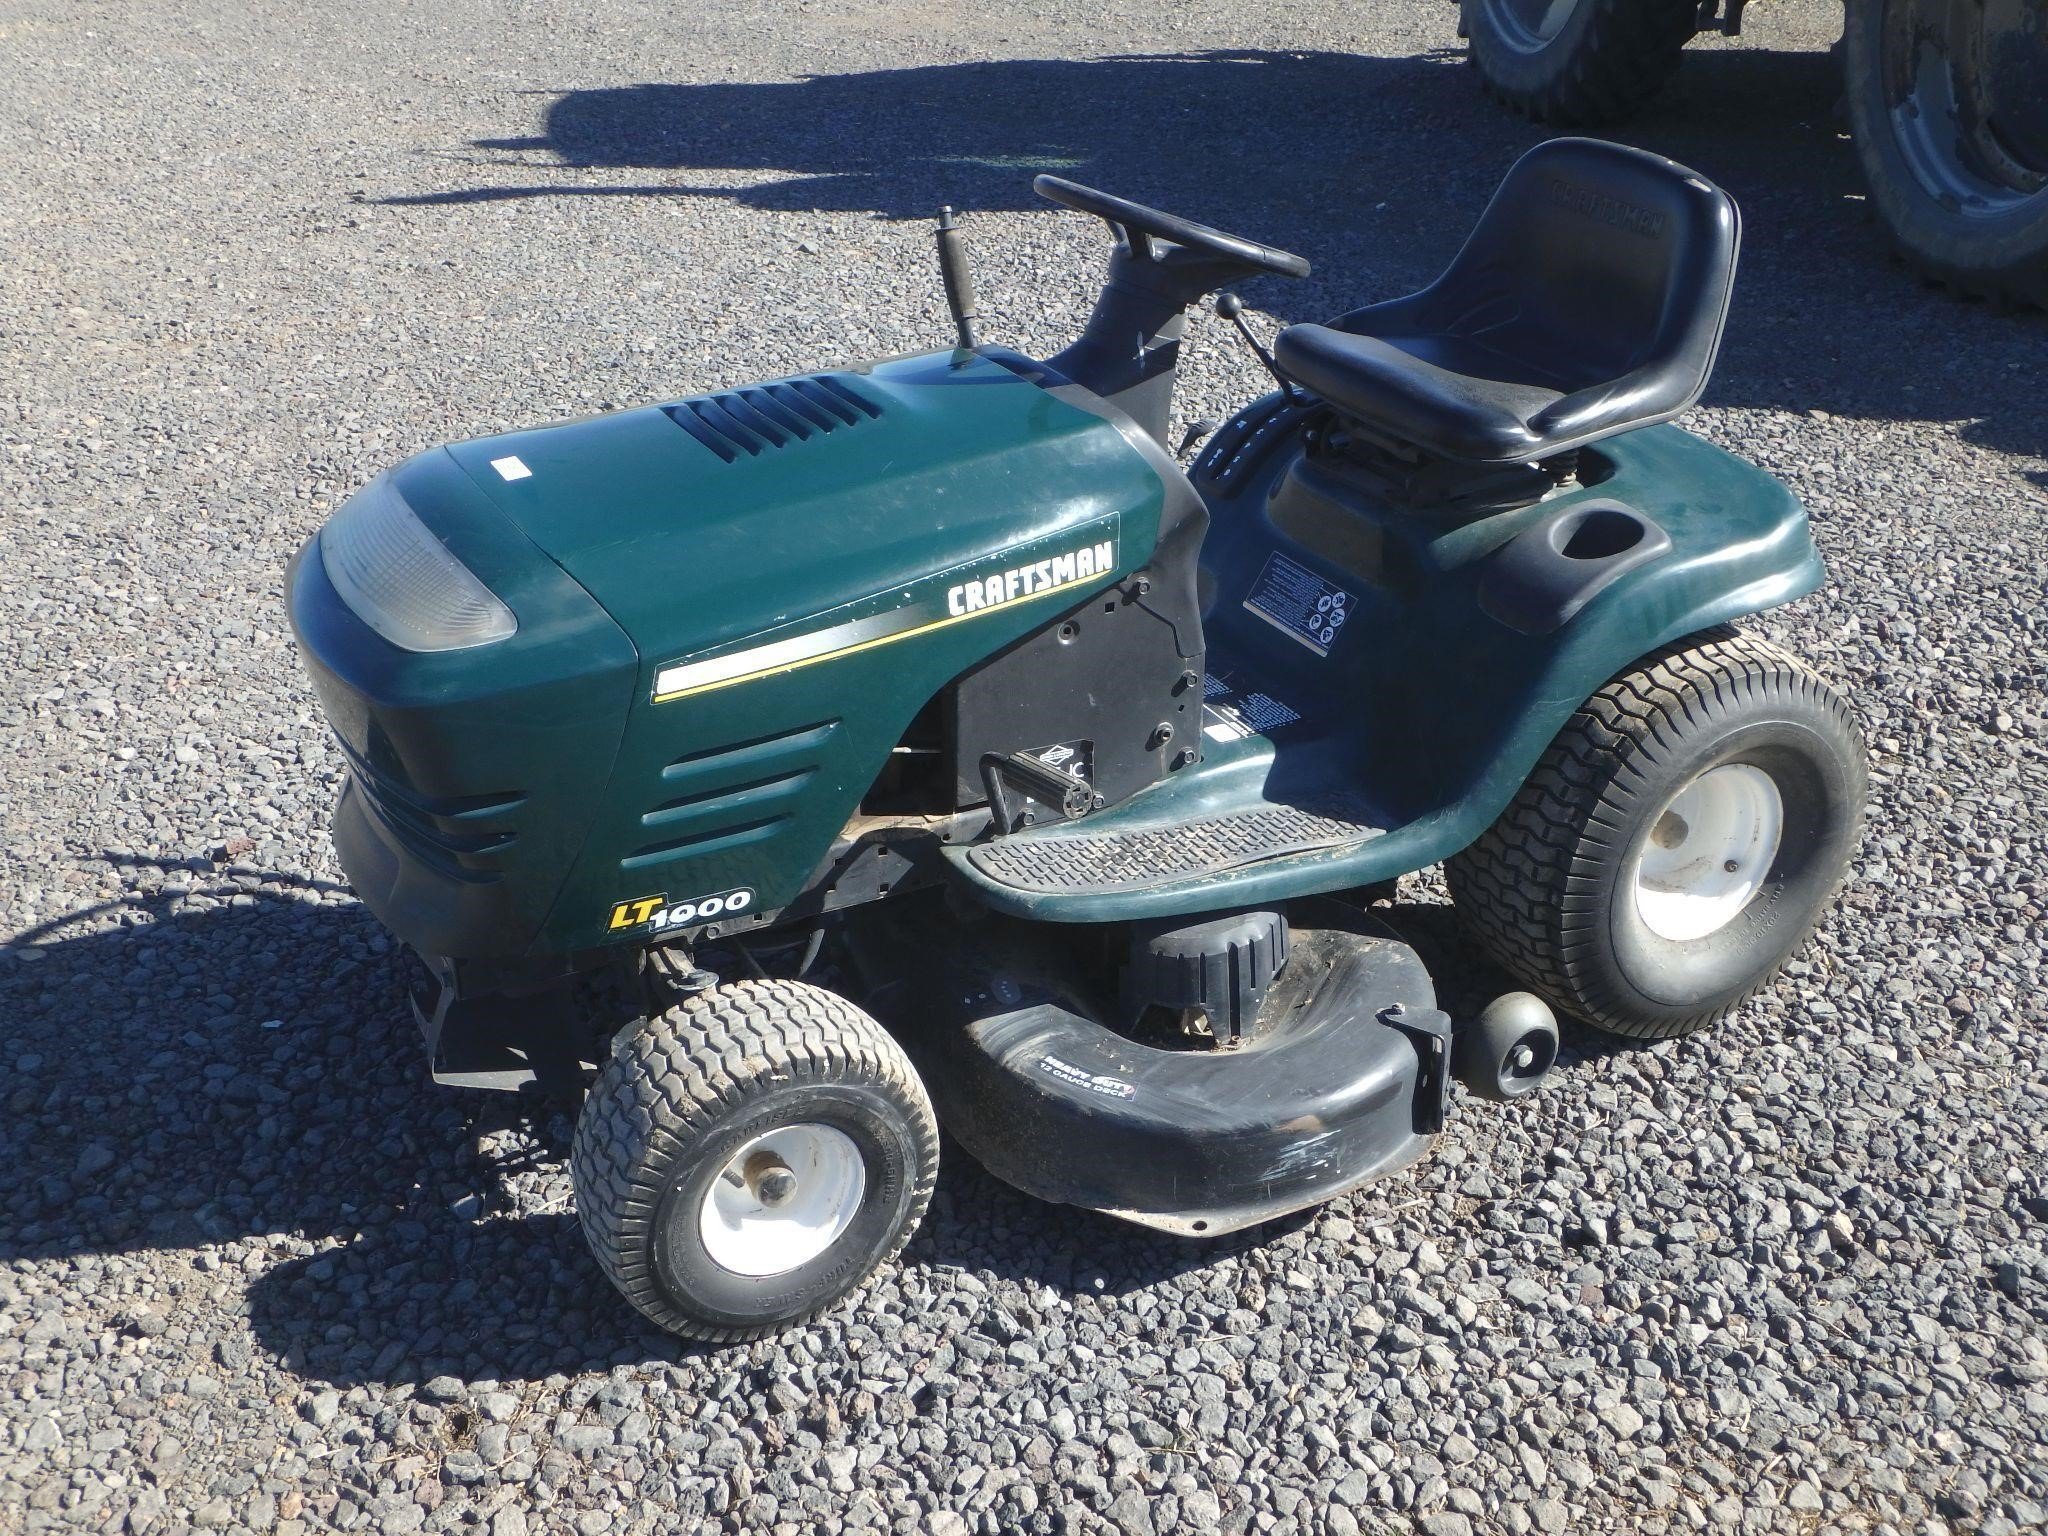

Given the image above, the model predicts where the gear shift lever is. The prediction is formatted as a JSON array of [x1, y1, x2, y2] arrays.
[[935, 207, 981, 350], [1215, 293, 1308, 406]]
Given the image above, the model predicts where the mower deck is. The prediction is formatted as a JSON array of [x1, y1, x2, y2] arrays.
[[851, 898, 1450, 1235]]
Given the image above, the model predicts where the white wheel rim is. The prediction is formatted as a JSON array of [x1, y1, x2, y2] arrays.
[[1631, 763, 1784, 943], [698, 1123, 866, 1278]]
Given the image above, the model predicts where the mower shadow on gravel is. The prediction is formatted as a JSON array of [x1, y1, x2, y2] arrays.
[[1, 876, 436, 1268], [375, 45, 2045, 467], [2, 878, 1624, 1385], [239, 1162, 1312, 1389], [0, 879, 730, 1381]]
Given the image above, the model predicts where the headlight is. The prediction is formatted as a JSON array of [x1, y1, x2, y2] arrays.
[[319, 476, 516, 652]]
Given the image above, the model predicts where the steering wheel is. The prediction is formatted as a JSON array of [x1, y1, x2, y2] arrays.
[[1034, 175, 1310, 281]]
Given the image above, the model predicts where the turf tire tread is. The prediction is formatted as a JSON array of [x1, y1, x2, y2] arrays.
[[1468, 0, 1700, 126], [570, 979, 938, 1343], [1446, 627, 1856, 1039]]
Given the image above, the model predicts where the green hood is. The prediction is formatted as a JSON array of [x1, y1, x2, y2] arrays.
[[436, 349, 1161, 667]]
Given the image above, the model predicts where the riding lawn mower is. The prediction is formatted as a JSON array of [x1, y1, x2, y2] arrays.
[[287, 138, 1865, 1340]]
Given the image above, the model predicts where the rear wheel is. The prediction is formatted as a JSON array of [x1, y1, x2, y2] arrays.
[[1446, 629, 1865, 1039], [1843, 0, 2048, 309], [571, 979, 939, 1341], [1461, 0, 1701, 125]]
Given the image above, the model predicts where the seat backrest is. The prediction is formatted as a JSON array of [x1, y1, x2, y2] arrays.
[[1434, 137, 1740, 398]]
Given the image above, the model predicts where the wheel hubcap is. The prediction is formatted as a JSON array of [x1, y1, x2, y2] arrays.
[[1632, 763, 1785, 943], [699, 1124, 865, 1277], [1499, 1029, 1556, 1094]]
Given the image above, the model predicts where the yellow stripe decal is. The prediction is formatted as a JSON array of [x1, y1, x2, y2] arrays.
[[656, 603, 992, 702], [651, 531, 1118, 704]]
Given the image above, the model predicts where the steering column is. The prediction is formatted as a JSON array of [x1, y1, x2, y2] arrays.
[[1033, 176, 1309, 446]]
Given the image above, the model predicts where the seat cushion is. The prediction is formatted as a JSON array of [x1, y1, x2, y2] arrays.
[[1274, 323, 1565, 464], [1277, 139, 1741, 466]]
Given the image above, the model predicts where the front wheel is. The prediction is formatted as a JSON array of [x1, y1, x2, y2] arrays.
[[1447, 629, 1865, 1039], [571, 979, 939, 1341]]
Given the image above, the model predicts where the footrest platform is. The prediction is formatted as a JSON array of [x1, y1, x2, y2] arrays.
[[964, 801, 1383, 895]]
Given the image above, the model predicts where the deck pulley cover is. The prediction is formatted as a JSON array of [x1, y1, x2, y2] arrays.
[[1122, 908, 1289, 1039]]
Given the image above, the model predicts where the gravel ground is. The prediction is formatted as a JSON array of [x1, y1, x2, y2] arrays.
[[3, 2, 2045, 1534]]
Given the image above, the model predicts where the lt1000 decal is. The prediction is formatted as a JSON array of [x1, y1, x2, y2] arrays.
[[608, 887, 755, 935]]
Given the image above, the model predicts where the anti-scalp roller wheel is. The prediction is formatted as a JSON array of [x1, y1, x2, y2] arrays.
[[1455, 992, 1559, 1102]]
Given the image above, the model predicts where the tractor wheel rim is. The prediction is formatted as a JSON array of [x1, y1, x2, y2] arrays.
[[1632, 763, 1784, 944], [1883, 0, 2048, 216], [1494, 0, 1582, 49], [699, 1123, 866, 1278]]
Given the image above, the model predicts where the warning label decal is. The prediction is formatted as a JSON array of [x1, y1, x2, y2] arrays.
[[1202, 672, 1304, 743], [1243, 553, 1353, 656]]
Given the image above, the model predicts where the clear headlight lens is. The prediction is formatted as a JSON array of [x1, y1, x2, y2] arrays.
[[319, 476, 516, 652]]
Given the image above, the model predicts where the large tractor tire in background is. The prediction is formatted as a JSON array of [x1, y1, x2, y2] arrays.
[[1843, 0, 2048, 309], [1461, 0, 1703, 124]]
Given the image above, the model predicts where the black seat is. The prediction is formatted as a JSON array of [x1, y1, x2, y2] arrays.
[[1274, 138, 1741, 465]]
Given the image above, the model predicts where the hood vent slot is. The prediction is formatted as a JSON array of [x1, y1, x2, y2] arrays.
[[665, 375, 882, 463], [619, 720, 842, 874], [620, 816, 789, 873], [335, 737, 525, 883]]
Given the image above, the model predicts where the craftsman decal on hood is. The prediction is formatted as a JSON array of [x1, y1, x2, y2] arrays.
[[651, 516, 1120, 703], [945, 541, 1115, 616]]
